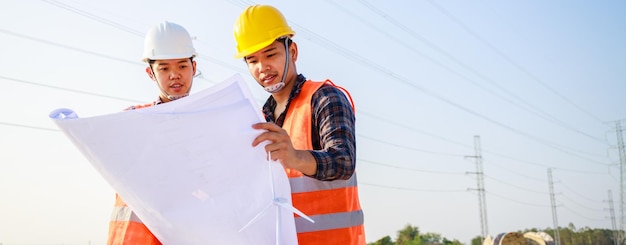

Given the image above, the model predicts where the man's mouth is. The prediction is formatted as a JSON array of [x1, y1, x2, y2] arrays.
[[262, 75, 277, 84]]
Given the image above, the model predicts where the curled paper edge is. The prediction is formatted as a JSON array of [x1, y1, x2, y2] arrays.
[[49, 108, 79, 120]]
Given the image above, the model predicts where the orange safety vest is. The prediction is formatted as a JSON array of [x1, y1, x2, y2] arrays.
[[107, 102, 162, 245], [282, 80, 366, 245], [107, 194, 161, 245]]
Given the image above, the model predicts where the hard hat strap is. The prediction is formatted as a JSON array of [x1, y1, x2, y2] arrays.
[[264, 38, 291, 93], [149, 62, 192, 101]]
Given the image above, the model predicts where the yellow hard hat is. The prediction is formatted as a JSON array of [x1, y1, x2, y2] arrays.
[[233, 5, 295, 58]]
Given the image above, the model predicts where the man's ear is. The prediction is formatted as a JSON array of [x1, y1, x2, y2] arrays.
[[290, 42, 298, 62], [145, 66, 156, 81]]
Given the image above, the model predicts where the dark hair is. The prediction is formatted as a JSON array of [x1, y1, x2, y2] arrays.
[[148, 57, 195, 67], [277, 37, 293, 47], [242, 38, 293, 62]]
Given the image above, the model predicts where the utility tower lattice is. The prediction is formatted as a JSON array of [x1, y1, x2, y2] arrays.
[[466, 135, 489, 240], [548, 168, 561, 245], [609, 190, 619, 245], [617, 121, 626, 245]]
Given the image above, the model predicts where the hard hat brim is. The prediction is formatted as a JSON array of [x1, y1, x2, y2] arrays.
[[142, 53, 197, 63], [234, 33, 294, 59]]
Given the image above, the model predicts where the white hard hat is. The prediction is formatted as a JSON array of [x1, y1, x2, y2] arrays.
[[142, 21, 197, 62]]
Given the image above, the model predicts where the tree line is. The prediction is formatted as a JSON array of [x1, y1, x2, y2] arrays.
[[509, 223, 620, 245], [368, 223, 620, 245], [368, 224, 463, 245]]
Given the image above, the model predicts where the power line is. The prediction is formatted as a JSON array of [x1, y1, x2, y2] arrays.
[[21, 0, 624, 212], [22, 0, 606, 177], [348, 0, 608, 158], [0, 121, 58, 132], [38, 0, 612, 173], [484, 175, 549, 195], [486, 190, 550, 207], [40, 1, 245, 75], [362, 106, 611, 174], [361, 182, 466, 193], [559, 181, 606, 204], [358, 134, 465, 157], [562, 205, 606, 222], [421, 0, 605, 124], [1, 75, 142, 103], [0, 1, 619, 241], [346, 0, 605, 143], [359, 111, 473, 149], [0, 28, 218, 85], [359, 158, 466, 175], [483, 159, 546, 182], [291, 20, 610, 168], [0, 20, 596, 184], [42, 0, 144, 37], [0, 28, 141, 66], [1, 2, 610, 209], [560, 194, 604, 212], [484, 150, 610, 175]]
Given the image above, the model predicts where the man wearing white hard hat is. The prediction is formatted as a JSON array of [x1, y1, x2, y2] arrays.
[[106, 21, 197, 245]]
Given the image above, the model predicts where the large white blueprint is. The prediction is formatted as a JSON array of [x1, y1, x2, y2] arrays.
[[49, 74, 303, 244]]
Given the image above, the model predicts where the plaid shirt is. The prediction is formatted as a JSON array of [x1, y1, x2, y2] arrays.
[[262, 74, 356, 181]]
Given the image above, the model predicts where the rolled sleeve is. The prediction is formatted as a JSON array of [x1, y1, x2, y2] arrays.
[[307, 85, 356, 181]]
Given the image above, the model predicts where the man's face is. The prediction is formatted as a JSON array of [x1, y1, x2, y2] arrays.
[[148, 58, 196, 102], [244, 41, 290, 91]]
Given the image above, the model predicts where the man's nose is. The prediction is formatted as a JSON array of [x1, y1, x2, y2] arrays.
[[257, 60, 270, 73], [169, 70, 181, 79]]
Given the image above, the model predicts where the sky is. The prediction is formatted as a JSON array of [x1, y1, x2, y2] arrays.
[[1, 0, 625, 244]]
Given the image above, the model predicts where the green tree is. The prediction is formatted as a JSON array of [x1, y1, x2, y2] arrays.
[[396, 224, 422, 245], [367, 223, 618, 245], [421, 232, 441, 244], [368, 235, 394, 245], [442, 237, 463, 245], [470, 235, 483, 245], [590, 228, 612, 245]]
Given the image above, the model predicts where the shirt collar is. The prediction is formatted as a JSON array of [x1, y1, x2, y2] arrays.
[[262, 74, 306, 121]]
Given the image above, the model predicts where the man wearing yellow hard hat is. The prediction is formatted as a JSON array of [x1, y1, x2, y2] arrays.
[[235, 5, 366, 245]]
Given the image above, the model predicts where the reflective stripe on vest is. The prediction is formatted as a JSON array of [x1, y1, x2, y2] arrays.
[[295, 210, 365, 233], [282, 80, 365, 244], [289, 172, 358, 193], [107, 195, 161, 245], [110, 206, 142, 223]]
